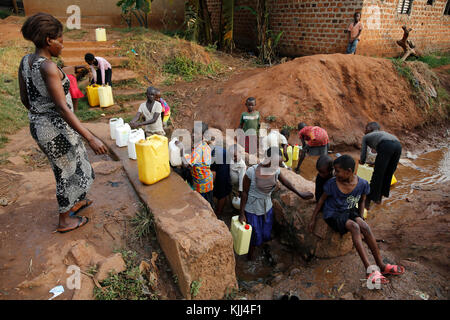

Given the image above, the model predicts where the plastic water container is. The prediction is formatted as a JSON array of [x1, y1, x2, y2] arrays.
[[230, 215, 252, 255], [232, 197, 241, 210], [285, 145, 293, 167], [109, 118, 124, 140], [135, 135, 170, 185], [86, 84, 100, 107], [95, 28, 107, 42], [357, 164, 397, 185], [98, 85, 114, 108], [115, 123, 131, 148], [127, 129, 145, 160], [169, 138, 182, 167], [293, 144, 300, 161]]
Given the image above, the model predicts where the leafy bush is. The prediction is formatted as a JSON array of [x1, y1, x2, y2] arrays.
[[163, 55, 220, 82]]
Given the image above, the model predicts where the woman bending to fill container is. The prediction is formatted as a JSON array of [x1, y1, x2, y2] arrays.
[[18, 13, 108, 233], [239, 147, 314, 260]]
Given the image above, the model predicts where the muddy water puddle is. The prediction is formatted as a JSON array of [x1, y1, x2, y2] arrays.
[[230, 146, 449, 295]]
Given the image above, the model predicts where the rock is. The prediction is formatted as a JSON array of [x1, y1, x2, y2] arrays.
[[273, 170, 353, 259], [0, 198, 8, 206], [289, 268, 301, 277], [95, 253, 127, 282], [340, 292, 355, 300], [91, 161, 122, 175], [67, 240, 105, 269], [271, 273, 284, 285], [72, 274, 94, 300], [7, 156, 25, 166]]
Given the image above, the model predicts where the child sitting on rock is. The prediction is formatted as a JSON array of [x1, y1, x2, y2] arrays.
[[309, 155, 405, 285], [129, 86, 165, 136]]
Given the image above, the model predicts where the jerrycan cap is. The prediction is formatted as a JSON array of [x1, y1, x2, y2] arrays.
[[138, 139, 146, 143], [244, 224, 250, 230]]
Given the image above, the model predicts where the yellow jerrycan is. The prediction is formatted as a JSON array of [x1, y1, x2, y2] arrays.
[[95, 28, 107, 42], [285, 145, 293, 168], [98, 85, 114, 108], [230, 215, 252, 255], [293, 144, 300, 161], [356, 164, 397, 185], [86, 84, 100, 107], [135, 135, 170, 185]]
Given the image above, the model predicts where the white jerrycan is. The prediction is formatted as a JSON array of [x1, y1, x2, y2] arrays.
[[109, 118, 124, 140], [169, 138, 182, 167], [115, 123, 131, 148], [127, 129, 145, 160]]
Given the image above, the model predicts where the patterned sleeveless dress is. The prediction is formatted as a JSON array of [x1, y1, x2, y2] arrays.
[[21, 54, 95, 213]]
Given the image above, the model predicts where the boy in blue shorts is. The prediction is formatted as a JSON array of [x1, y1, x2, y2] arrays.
[[309, 155, 405, 284]]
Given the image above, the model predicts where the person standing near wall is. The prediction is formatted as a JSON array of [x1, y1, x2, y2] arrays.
[[346, 12, 363, 54]]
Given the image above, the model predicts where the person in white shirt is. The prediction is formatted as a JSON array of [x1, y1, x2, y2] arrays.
[[228, 144, 247, 197], [129, 86, 165, 136], [261, 128, 290, 163]]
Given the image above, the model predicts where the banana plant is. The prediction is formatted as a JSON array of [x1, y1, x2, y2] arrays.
[[220, 0, 235, 52], [116, 0, 153, 28]]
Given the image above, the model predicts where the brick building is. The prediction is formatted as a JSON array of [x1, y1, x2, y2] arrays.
[[206, 0, 450, 57]]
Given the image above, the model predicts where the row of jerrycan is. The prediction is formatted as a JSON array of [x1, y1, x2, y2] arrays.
[[109, 118, 170, 185], [86, 84, 114, 108]]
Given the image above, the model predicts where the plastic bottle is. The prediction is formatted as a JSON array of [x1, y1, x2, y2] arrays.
[[168, 138, 182, 167]]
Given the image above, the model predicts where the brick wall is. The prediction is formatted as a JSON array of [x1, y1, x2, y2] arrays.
[[206, 0, 450, 57], [359, 0, 450, 56]]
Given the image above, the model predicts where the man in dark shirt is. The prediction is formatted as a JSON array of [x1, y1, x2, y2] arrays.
[[359, 122, 402, 209]]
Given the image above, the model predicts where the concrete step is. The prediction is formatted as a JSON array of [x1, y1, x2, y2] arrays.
[[62, 56, 128, 68], [62, 47, 119, 59], [63, 40, 116, 48]]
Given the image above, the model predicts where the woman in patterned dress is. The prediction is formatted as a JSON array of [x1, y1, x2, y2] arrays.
[[18, 13, 108, 233]]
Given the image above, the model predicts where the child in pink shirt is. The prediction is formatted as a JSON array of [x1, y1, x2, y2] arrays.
[[85, 53, 112, 86], [346, 12, 363, 54]]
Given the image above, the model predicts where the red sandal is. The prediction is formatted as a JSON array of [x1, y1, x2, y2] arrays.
[[367, 270, 389, 284], [382, 264, 405, 276]]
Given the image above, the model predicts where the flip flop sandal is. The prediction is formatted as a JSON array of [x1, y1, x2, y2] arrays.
[[69, 199, 93, 217], [382, 264, 405, 276], [56, 216, 89, 234], [367, 270, 389, 284]]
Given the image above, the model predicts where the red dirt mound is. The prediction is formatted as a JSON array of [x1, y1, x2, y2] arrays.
[[196, 53, 446, 148]]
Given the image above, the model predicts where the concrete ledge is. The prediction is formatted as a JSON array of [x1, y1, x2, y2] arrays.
[[86, 123, 237, 299]]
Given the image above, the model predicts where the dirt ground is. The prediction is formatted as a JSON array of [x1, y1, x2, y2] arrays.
[[0, 128, 181, 300]]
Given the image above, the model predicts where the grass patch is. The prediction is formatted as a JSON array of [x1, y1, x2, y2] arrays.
[[115, 92, 146, 104], [74, 98, 126, 122], [94, 249, 157, 300], [131, 205, 155, 240], [265, 115, 277, 122], [64, 28, 88, 40], [390, 58, 420, 91], [411, 52, 450, 69], [163, 55, 221, 82], [0, 9, 12, 19], [114, 78, 142, 89], [190, 279, 202, 298]]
